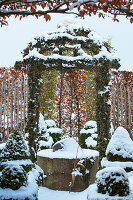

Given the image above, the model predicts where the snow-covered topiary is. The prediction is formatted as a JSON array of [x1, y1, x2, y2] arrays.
[[47, 127, 62, 143], [0, 165, 27, 190], [38, 115, 62, 150], [96, 167, 130, 196], [0, 129, 39, 199], [44, 119, 56, 129], [106, 127, 133, 162], [38, 135, 53, 151], [79, 120, 97, 149], [0, 129, 30, 161], [84, 121, 97, 130]]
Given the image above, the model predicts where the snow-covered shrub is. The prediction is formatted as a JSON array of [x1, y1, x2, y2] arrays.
[[0, 143, 5, 154], [0, 165, 27, 190], [44, 119, 56, 129], [38, 115, 61, 149], [0, 129, 30, 161], [0, 129, 39, 199], [38, 134, 53, 151], [79, 120, 97, 149], [96, 167, 130, 196], [47, 127, 62, 143], [106, 127, 133, 162], [0, 129, 33, 172]]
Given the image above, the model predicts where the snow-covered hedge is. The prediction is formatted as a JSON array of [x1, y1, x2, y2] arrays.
[[0, 130, 39, 200], [106, 127, 133, 162], [96, 167, 130, 196], [0, 165, 27, 190], [38, 114, 62, 150], [79, 120, 97, 149]]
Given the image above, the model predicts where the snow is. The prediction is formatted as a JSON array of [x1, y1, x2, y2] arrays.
[[44, 119, 56, 128], [96, 166, 128, 184], [80, 120, 97, 134], [106, 127, 133, 160], [16, 23, 119, 67], [101, 157, 133, 170], [84, 120, 97, 129], [39, 113, 47, 132], [87, 182, 133, 200], [0, 143, 5, 151], [38, 172, 133, 200], [38, 186, 88, 200], [0, 169, 38, 200], [47, 127, 62, 134], [80, 129, 96, 134], [85, 137, 97, 148], [38, 137, 53, 149], [37, 148, 99, 159], [1, 159, 33, 167]]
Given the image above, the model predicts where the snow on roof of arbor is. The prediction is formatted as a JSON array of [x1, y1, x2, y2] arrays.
[[106, 127, 133, 159], [37, 137, 99, 159], [16, 23, 119, 68]]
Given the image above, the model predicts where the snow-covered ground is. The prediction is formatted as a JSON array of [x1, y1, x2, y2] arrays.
[[38, 186, 88, 200], [38, 173, 133, 200]]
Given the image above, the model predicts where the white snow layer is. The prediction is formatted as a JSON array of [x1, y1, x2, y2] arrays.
[[106, 127, 133, 159], [85, 137, 97, 148], [0, 169, 38, 200], [101, 157, 133, 170], [17, 24, 118, 64], [47, 127, 62, 134], [37, 148, 99, 159]]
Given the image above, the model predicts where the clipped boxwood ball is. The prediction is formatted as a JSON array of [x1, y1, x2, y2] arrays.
[[0, 165, 27, 190], [96, 167, 130, 197]]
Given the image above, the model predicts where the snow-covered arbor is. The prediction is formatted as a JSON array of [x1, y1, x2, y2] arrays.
[[15, 24, 120, 162]]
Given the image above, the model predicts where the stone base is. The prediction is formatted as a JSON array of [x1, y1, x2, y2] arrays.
[[37, 154, 99, 192]]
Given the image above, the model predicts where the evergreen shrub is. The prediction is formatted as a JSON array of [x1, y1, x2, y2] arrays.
[[0, 165, 27, 190], [96, 167, 130, 197], [79, 120, 97, 149]]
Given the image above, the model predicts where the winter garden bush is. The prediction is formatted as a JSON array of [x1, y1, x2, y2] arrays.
[[0, 129, 39, 199], [0, 165, 27, 190], [79, 120, 97, 149], [106, 127, 133, 162], [96, 167, 130, 196], [0, 129, 33, 172], [38, 114, 62, 150], [47, 127, 62, 143]]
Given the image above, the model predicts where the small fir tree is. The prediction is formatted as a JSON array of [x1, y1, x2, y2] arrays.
[[0, 129, 30, 161]]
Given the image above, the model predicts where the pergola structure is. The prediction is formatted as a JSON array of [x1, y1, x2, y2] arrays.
[[15, 24, 120, 162]]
